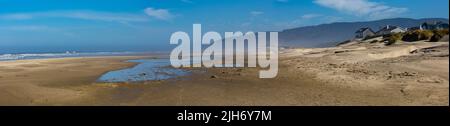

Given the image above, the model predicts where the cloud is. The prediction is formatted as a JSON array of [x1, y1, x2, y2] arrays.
[[301, 14, 322, 19], [250, 11, 264, 16], [1, 25, 51, 31], [62, 11, 150, 22], [314, 0, 408, 19], [144, 8, 175, 21], [1, 8, 176, 22], [0, 14, 33, 20], [0, 10, 150, 22]]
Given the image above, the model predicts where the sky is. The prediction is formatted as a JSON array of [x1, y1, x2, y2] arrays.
[[0, 0, 449, 52]]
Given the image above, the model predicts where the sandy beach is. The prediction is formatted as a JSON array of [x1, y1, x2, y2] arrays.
[[0, 56, 141, 105], [0, 41, 448, 106]]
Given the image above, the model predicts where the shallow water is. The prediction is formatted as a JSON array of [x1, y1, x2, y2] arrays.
[[97, 59, 189, 83]]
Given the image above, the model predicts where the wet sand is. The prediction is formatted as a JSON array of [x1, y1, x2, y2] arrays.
[[0, 42, 448, 105], [0, 56, 141, 105]]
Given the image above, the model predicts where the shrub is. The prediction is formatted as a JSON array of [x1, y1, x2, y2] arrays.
[[402, 31, 419, 42], [370, 40, 379, 43], [429, 29, 450, 42], [433, 29, 449, 36], [385, 33, 403, 46], [419, 30, 434, 40], [402, 30, 435, 42], [382, 34, 392, 39], [430, 34, 443, 42]]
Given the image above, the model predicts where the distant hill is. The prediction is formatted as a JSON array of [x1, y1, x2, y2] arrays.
[[279, 18, 449, 48]]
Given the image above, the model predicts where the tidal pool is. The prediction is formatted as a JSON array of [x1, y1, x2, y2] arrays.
[[97, 59, 189, 83]]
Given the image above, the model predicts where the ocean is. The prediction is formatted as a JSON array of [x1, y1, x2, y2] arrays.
[[0, 45, 187, 82], [0, 45, 170, 61], [0, 51, 149, 61]]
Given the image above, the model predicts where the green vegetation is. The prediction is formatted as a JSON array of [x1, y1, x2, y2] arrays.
[[346, 29, 448, 47], [402, 30, 434, 42], [430, 29, 449, 42], [380, 29, 449, 45], [433, 29, 449, 36], [385, 33, 403, 46], [419, 30, 434, 40], [402, 31, 419, 41]]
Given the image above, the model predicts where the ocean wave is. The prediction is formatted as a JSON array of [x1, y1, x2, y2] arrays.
[[0, 51, 139, 61]]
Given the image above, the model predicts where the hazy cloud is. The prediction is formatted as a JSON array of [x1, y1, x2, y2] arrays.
[[144, 8, 175, 21], [0, 10, 150, 22], [314, 0, 408, 19], [0, 14, 33, 20], [0, 25, 51, 31], [301, 14, 322, 19]]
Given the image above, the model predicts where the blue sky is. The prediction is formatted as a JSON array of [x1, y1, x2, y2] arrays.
[[0, 0, 448, 52]]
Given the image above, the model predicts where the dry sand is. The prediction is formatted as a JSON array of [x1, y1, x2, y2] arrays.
[[282, 41, 449, 105], [0, 41, 448, 106]]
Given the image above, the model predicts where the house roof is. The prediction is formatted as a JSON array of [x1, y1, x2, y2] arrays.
[[408, 26, 421, 30], [377, 25, 405, 33]]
